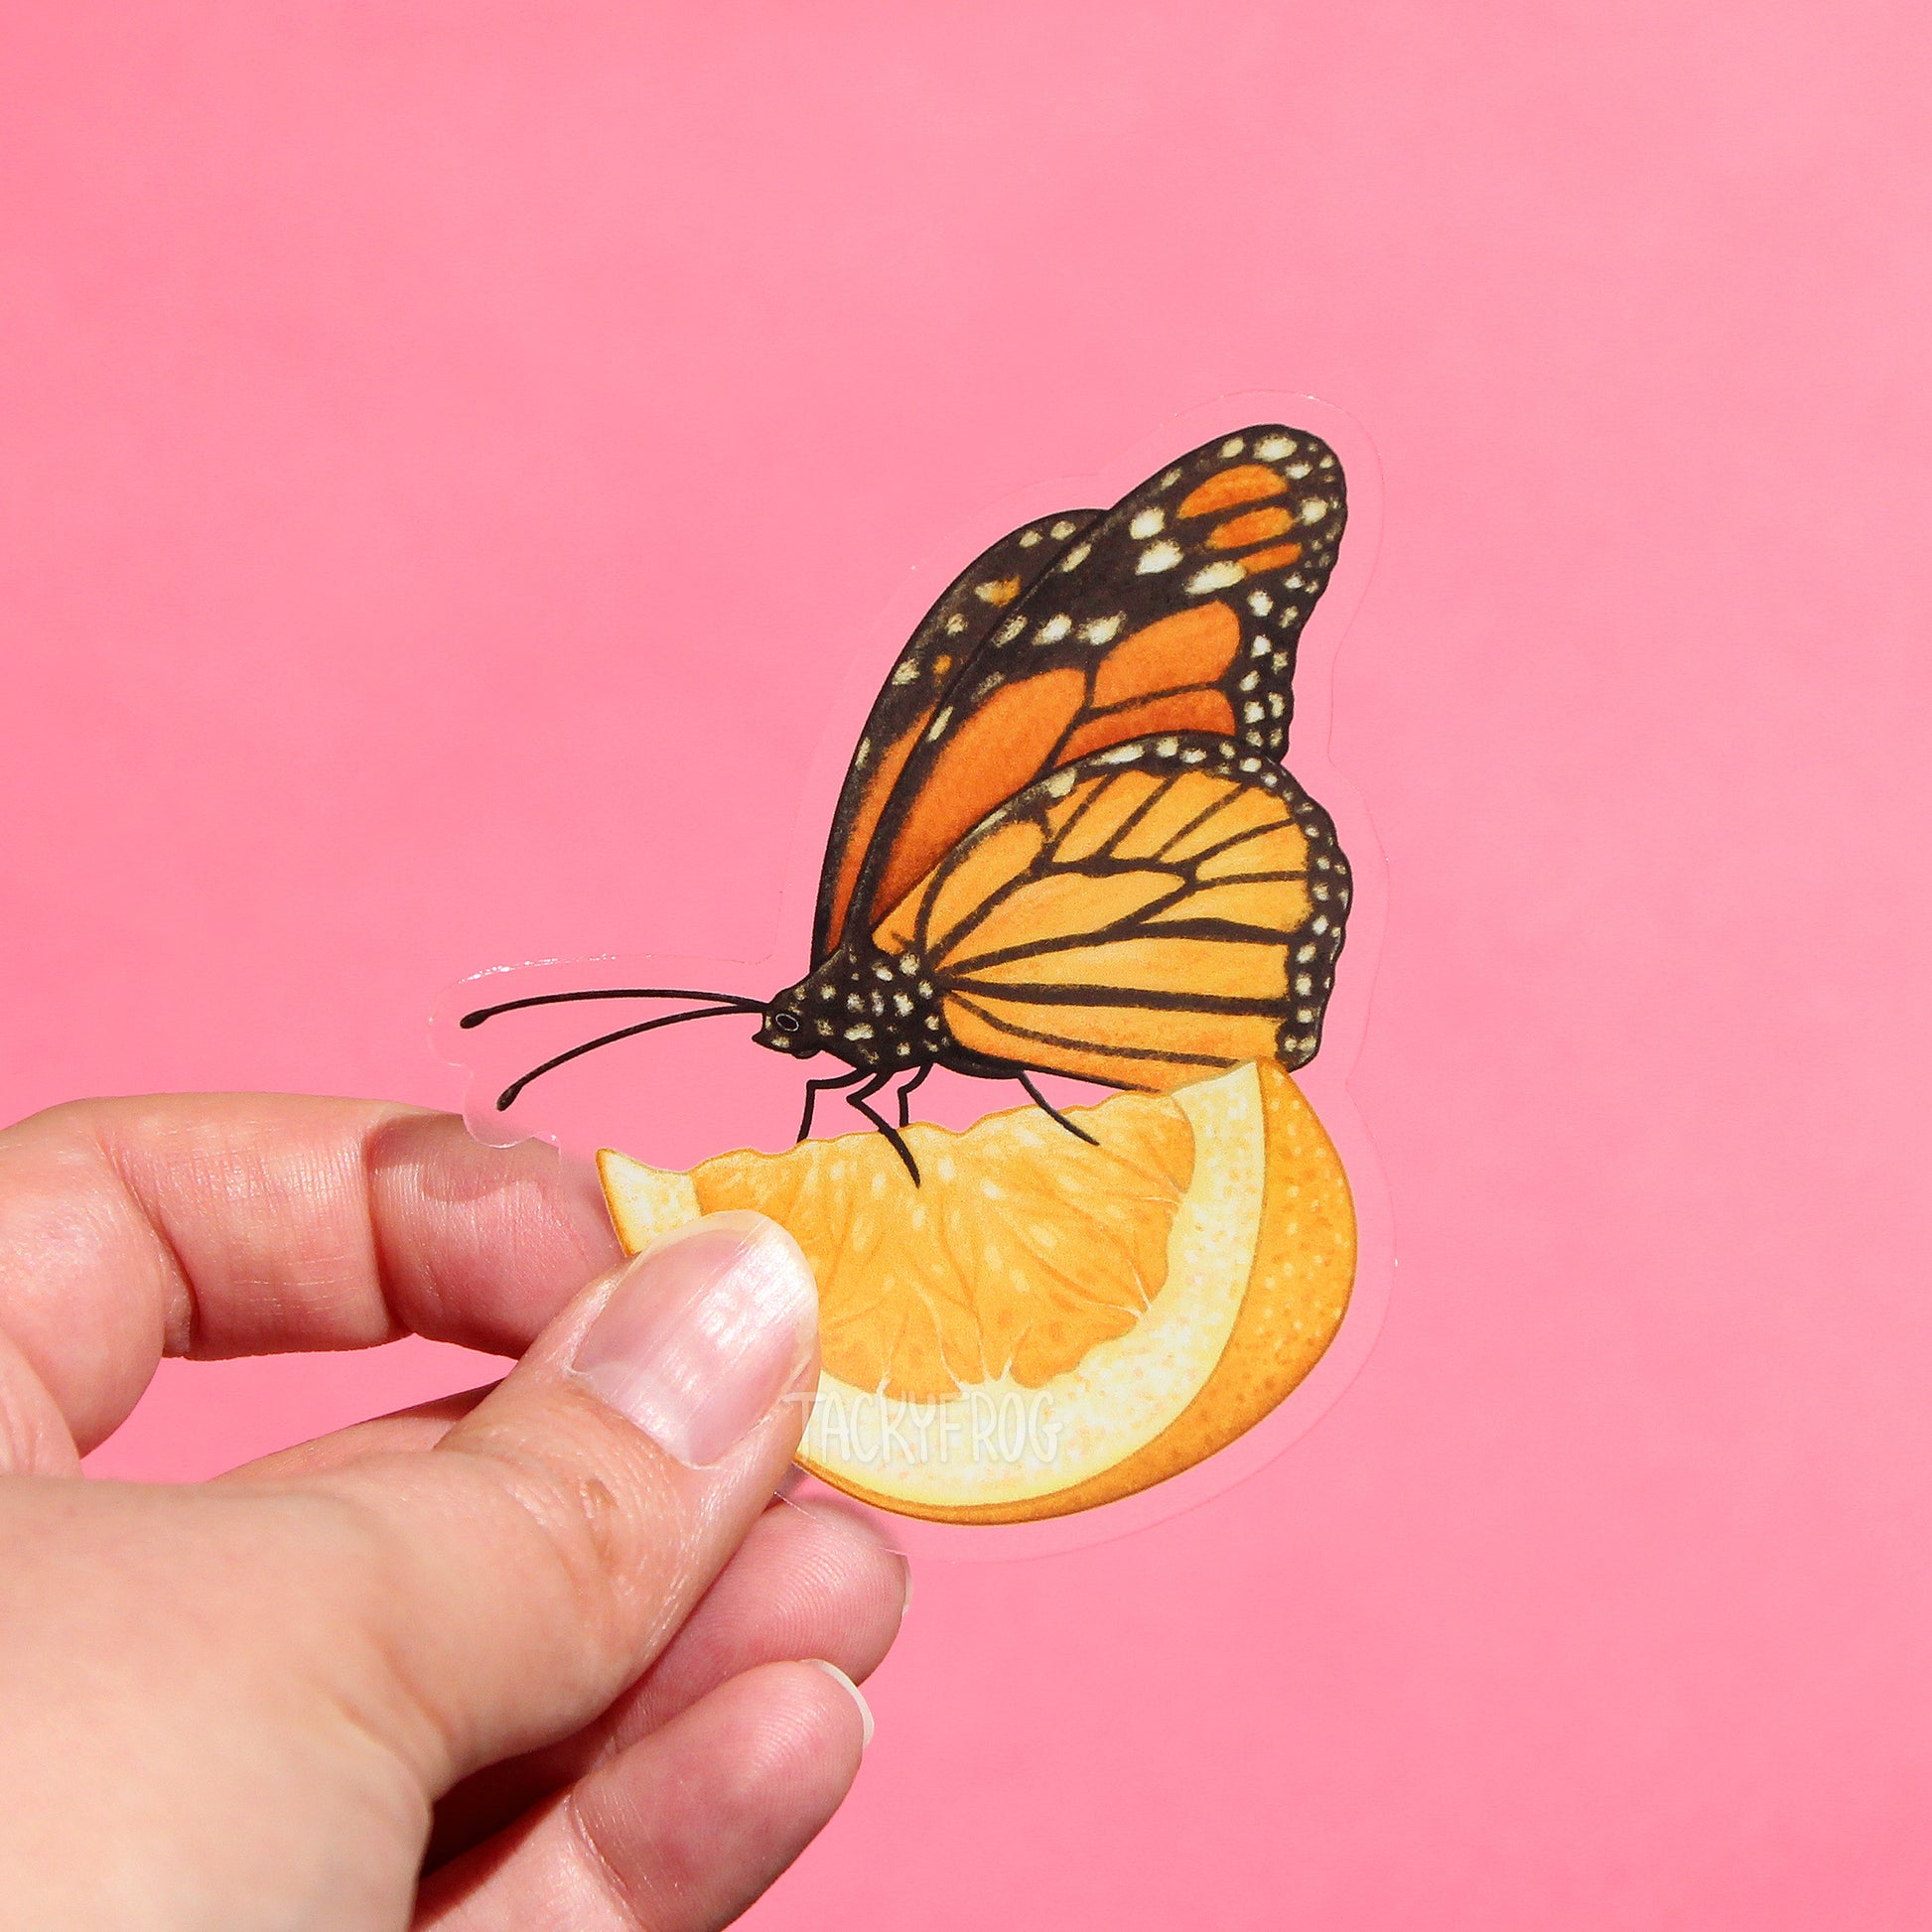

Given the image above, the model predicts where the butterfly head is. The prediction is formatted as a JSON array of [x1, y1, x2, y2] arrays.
[[756, 947, 943, 1069], [755, 984, 818, 1057]]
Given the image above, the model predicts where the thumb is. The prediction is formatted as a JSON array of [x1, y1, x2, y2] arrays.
[[308, 1208, 821, 1792]]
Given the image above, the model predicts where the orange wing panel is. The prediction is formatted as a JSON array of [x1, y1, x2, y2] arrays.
[[821, 707, 932, 955], [1197, 824, 1311, 880], [1058, 690, 1236, 762], [944, 991, 1281, 1089], [1091, 603, 1242, 709], [864, 669, 1085, 925], [1207, 506, 1297, 549], [917, 819, 1047, 954], [1160, 788, 1283, 860], [1146, 878, 1312, 930], [1178, 464, 1289, 518], [942, 870, 1180, 967], [958, 935, 1289, 1000], [1048, 771, 1167, 863]]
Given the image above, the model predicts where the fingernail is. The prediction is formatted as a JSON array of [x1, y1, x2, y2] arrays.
[[571, 1211, 818, 1466], [807, 1660, 876, 1749]]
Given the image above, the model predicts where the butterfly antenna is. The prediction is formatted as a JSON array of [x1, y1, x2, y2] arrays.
[[461, 986, 764, 1028], [493, 1003, 754, 1110]]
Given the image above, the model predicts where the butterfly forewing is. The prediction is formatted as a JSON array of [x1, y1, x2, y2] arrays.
[[811, 509, 1102, 962], [839, 428, 1346, 946], [870, 733, 1349, 1092]]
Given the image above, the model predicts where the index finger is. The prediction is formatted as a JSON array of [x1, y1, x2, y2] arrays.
[[0, 1094, 621, 1456]]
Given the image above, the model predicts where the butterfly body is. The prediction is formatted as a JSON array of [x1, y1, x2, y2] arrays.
[[470, 426, 1354, 1171]]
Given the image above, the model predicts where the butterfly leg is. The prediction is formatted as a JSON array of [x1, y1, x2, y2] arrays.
[[797, 1066, 870, 1142], [895, 1060, 932, 1129], [845, 1069, 922, 1185], [1016, 1068, 1100, 1147]]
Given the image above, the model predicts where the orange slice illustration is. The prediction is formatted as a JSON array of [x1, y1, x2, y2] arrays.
[[599, 1060, 1354, 1523]]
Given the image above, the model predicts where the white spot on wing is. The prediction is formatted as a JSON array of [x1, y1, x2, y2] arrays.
[[1080, 615, 1122, 644], [1186, 561, 1245, 594], [1300, 497, 1329, 524], [1219, 437, 1246, 457], [1248, 590, 1273, 616], [926, 707, 952, 740], [1036, 614, 1071, 643], [1057, 542, 1092, 572], [1137, 541, 1183, 574], [1129, 507, 1166, 539], [1050, 518, 1079, 539], [1256, 435, 1296, 460], [1018, 528, 1041, 547], [1043, 768, 1076, 797], [944, 613, 967, 635], [1097, 743, 1145, 763], [891, 661, 918, 685], [997, 617, 1026, 643]]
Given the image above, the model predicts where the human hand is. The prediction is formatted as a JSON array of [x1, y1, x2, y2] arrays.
[[0, 1094, 904, 1930]]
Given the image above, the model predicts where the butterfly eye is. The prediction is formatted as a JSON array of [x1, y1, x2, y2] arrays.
[[772, 1011, 801, 1035]]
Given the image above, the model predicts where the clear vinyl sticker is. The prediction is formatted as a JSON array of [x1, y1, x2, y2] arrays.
[[432, 393, 1392, 1561]]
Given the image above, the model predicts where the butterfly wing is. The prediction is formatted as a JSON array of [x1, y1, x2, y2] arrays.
[[812, 509, 1103, 962], [841, 427, 1346, 947], [871, 734, 1349, 1091]]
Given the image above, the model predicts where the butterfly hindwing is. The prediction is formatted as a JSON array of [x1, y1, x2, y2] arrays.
[[870, 733, 1349, 1091], [812, 509, 1103, 961], [841, 427, 1346, 945]]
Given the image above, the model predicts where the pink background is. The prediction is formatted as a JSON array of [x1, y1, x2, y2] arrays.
[[4, 3, 1928, 1925]]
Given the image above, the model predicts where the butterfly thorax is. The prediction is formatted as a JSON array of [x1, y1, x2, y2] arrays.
[[756, 943, 943, 1070]]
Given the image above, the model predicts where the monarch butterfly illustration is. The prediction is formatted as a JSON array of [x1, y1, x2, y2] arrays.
[[464, 426, 1351, 1181]]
